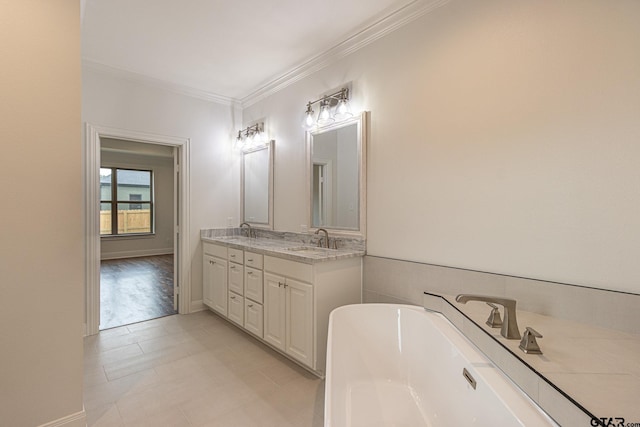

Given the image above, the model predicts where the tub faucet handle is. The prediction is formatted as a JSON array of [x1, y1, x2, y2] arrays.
[[455, 294, 521, 339], [485, 303, 502, 328], [519, 327, 543, 355]]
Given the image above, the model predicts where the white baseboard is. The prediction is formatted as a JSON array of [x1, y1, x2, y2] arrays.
[[101, 248, 173, 260], [38, 409, 86, 427], [190, 300, 205, 313]]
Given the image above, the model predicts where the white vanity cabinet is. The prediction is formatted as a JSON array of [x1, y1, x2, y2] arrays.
[[228, 261, 244, 295], [264, 271, 313, 366], [243, 251, 264, 337], [202, 243, 266, 336], [202, 238, 361, 377], [203, 242, 228, 316], [227, 247, 245, 328], [263, 255, 361, 375]]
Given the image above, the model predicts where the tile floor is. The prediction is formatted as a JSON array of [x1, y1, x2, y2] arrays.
[[84, 310, 324, 426]]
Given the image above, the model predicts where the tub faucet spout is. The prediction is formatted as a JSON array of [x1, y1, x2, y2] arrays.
[[455, 294, 521, 339]]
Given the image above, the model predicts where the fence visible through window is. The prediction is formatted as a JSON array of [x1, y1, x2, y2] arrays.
[[100, 168, 153, 236]]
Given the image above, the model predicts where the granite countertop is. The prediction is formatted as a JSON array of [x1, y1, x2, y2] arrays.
[[423, 292, 640, 426], [201, 235, 365, 264]]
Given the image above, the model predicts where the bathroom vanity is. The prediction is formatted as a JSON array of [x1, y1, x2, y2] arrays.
[[202, 231, 364, 376]]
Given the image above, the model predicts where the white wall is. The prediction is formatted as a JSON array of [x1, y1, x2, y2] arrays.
[[82, 68, 241, 304], [243, 0, 640, 294], [100, 148, 175, 259], [0, 1, 85, 426]]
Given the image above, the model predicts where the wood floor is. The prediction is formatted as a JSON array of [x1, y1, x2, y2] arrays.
[[100, 255, 177, 330]]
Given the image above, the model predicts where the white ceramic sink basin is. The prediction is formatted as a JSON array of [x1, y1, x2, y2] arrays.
[[285, 246, 336, 255]]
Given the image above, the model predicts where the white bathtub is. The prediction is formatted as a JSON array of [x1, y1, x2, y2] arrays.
[[325, 304, 558, 427]]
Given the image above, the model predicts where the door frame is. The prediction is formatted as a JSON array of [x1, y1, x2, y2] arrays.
[[312, 159, 332, 227], [84, 123, 191, 335]]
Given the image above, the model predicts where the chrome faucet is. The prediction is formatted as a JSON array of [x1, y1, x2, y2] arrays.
[[239, 222, 252, 238], [455, 294, 521, 339], [314, 228, 330, 248]]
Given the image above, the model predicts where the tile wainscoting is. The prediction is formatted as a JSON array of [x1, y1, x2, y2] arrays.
[[363, 255, 640, 335]]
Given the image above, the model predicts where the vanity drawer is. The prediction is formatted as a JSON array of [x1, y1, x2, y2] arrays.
[[228, 248, 244, 263], [244, 299, 263, 338], [203, 242, 227, 259], [228, 291, 244, 326], [244, 252, 263, 269], [264, 255, 313, 283], [245, 267, 263, 303], [228, 262, 244, 295]]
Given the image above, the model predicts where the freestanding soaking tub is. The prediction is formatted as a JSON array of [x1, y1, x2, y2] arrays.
[[325, 304, 558, 427]]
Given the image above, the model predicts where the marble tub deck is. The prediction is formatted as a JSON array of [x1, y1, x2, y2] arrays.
[[423, 292, 640, 426]]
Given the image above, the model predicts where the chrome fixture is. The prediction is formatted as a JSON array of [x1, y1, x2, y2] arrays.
[[236, 122, 267, 151], [314, 228, 330, 248], [455, 295, 521, 339], [462, 368, 477, 390], [519, 327, 543, 354], [303, 88, 352, 129], [239, 222, 252, 238], [485, 303, 503, 328]]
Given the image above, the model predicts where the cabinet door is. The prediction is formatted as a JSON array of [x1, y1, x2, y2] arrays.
[[228, 262, 244, 295], [286, 279, 313, 367], [245, 267, 263, 303], [203, 254, 215, 308], [244, 299, 263, 338], [263, 273, 286, 351], [228, 291, 244, 326], [204, 255, 227, 316]]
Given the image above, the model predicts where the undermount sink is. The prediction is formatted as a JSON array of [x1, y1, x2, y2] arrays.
[[285, 246, 336, 254]]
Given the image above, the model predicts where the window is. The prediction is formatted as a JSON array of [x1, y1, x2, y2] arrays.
[[100, 168, 153, 236], [129, 194, 142, 210]]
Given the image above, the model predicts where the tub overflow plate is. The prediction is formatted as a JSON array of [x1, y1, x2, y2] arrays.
[[463, 368, 477, 390]]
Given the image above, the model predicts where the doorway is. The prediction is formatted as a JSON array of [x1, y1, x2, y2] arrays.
[[85, 125, 191, 336], [98, 139, 177, 329]]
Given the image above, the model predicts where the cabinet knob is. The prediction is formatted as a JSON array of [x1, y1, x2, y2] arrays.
[[230, 254, 236, 258], [230, 295, 236, 299], [278, 282, 284, 287], [247, 258, 253, 262], [248, 304, 253, 308], [209, 260, 214, 265], [247, 271, 253, 275]]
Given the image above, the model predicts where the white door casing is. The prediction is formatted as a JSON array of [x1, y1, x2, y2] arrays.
[[84, 124, 191, 336]]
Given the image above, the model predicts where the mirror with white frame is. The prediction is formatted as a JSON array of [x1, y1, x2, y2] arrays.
[[307, 112, 367, 235], [241, 140, 273, 228]]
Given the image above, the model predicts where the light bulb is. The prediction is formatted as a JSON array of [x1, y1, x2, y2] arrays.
[[334, 98, 353, 121], [247, 133, 257, 148], [255, 129, 266, 146], [234, 131, 244, 151], [303, 107, 316, 129], [317, 101, 334, 126]]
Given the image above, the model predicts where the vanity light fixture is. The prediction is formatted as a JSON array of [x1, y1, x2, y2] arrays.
[[236, 122, 267, 151], [303, 88, 352, 129]]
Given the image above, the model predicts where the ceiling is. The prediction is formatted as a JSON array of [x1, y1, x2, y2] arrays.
[[81, 0, 419, 103]]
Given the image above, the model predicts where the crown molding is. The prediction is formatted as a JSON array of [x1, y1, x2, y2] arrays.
[[82, 59, 237, 106], [83, 0, 449, 108], [240, 0, 450, 108]]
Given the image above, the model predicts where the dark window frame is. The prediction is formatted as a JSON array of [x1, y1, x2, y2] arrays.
[[100, 167, 154, 237]]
